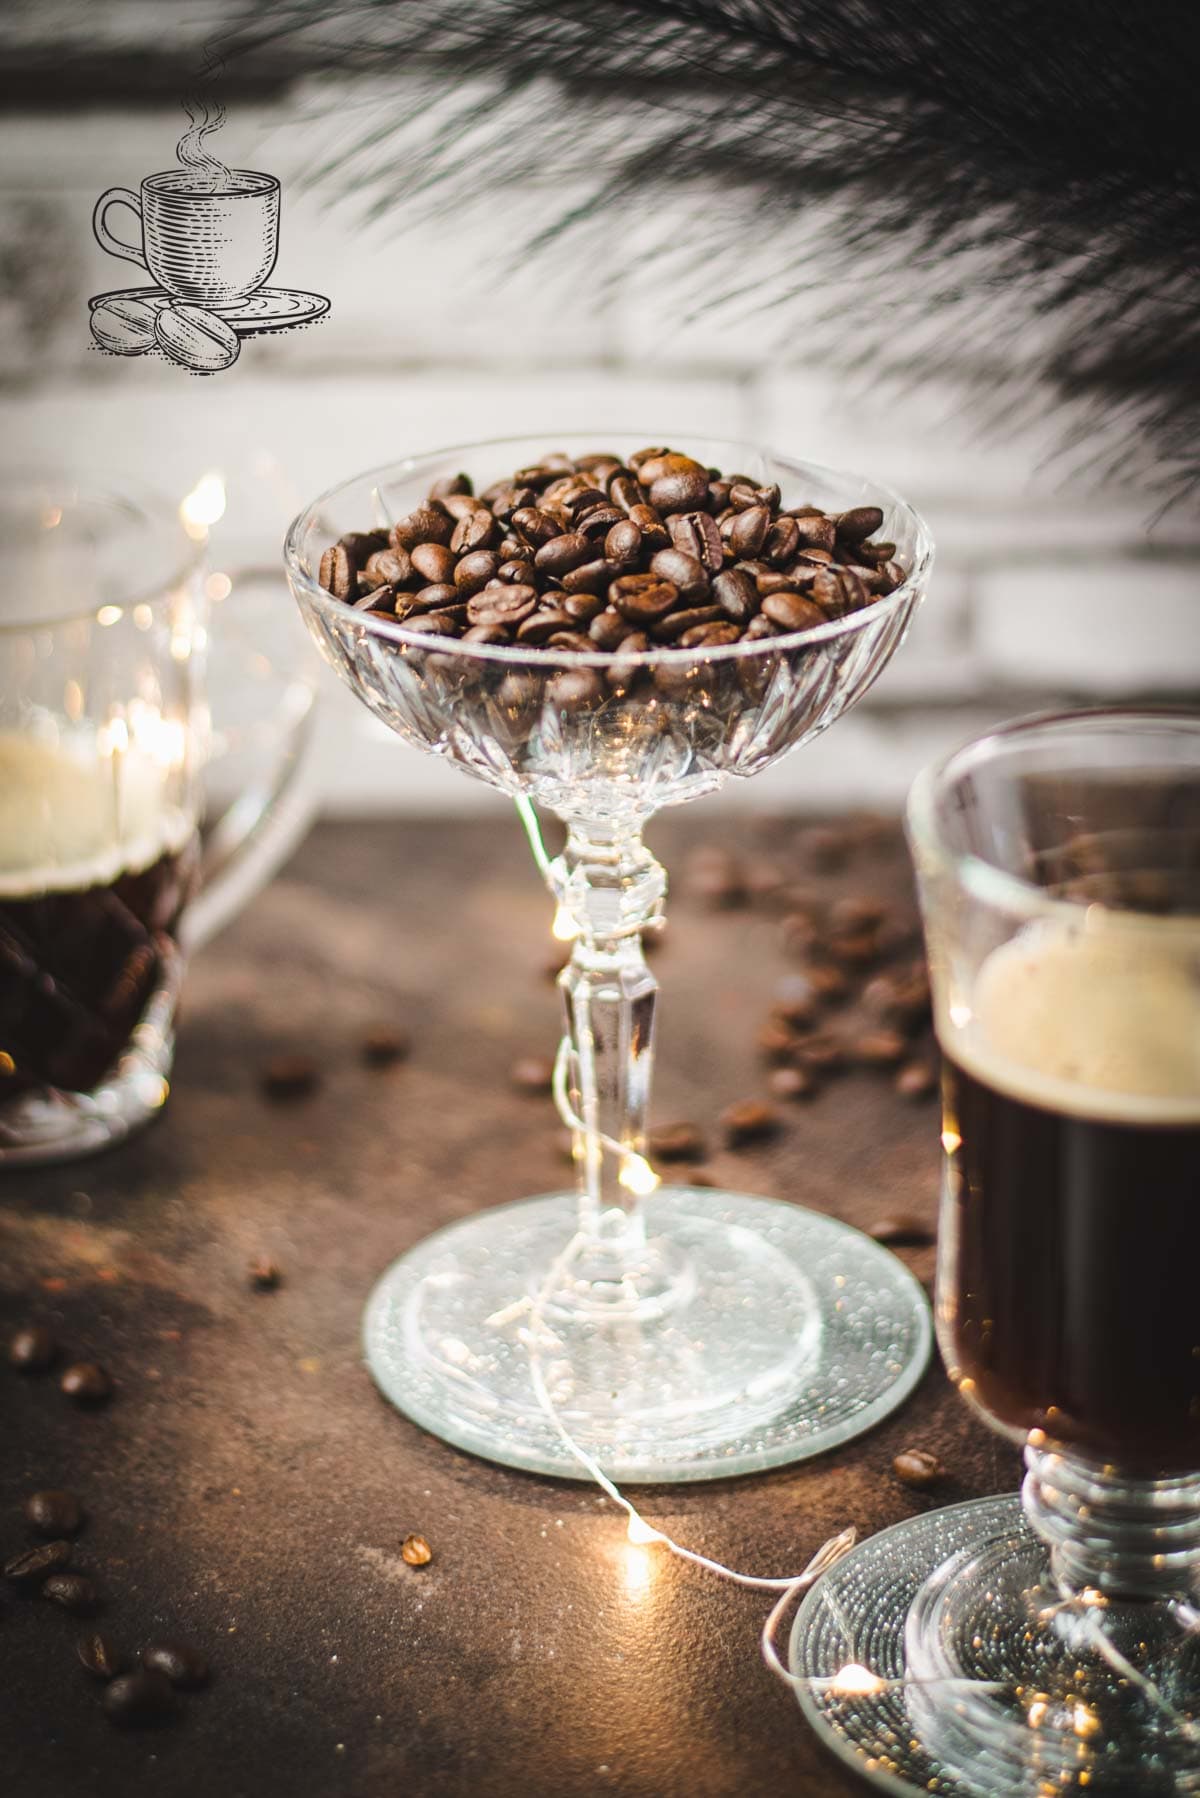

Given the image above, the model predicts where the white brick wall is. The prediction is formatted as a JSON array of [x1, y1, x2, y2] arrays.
[[1, 92, 1197, 815]]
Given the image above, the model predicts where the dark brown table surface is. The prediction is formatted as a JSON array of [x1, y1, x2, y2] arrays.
[[0, 814, 1019, 1798]]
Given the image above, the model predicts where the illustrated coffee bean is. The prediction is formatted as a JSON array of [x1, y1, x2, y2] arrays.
[[318, 447, 907, 665], [154, 303, 240, 373], [142, 1638, 210, 1689], [892, 1447, 945, 1488], [103, 1668, 174, 1728], [4, 1540, 72, 1585], [90, 295, 160, 355], [8, 1324, 56, 1373], [60, 1363, 113, 1405], [24, 1490, 84, 1536], [43, 1572, 98, 1614], [77, 1632, 126, 1680]]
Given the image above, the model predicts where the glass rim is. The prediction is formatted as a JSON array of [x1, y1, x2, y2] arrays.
[[0, 473, 205, 636], [282, 433, 935, 671], [906, 704, 1200, 925]]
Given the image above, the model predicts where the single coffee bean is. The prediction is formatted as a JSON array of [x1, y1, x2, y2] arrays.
[[560, 559, 615, 597], [648, 465, 711, 515], [627, 503, 671, 549], [510, 507, 561, 548], [353, 586, 398, 616], [649, 547, 710, 603], [363, 548, 412, 588], [260, 1056, 319, 1101], [574, 503, 624, 540], [544, 631, 596, 654], [679, 621, 739, 649], [142, 1638, 210, 1689], [318, 543, 355, 600], [341, 531, 389, 564], [863, 969, 931, 1030], [892, 1448, 945, 1489], [562, 590, 606, 624], [390, 506, 453, 550], [826, 928, 881, 968], [605, 519, 642, 565], [435, 491, 484, 523], [402, 610, 460, 636], [652, 605, 723, 643], [721, 1099, 780, 1147], [535, 532, 593, 577], [77, 1632, 126, 1680], [763, 516, 802, 566], [467, 584, 538, 627], [589, 607, 629, 651], [835, 506, 885, 543], [517, 606, 574, 644], [462, 623, 510, 645], [8, 1324, 56, 1373], [510, 1055, 554, 1093], [496, 557, 535, 585], [24, 1490, 84, 1536], [808, 964, 851, 1003], [43, 1572, 98, 1615], [762, 591, 827, 633], [154, 303, 239, 372], [758, 1021, 802, 1064], [768, 1065, 817, 1101], [895, 1060, 938, 1101], [610, 573, 679, 623], [791, 1031, 846, 1073], [646, 1122, 705, 1162], [628, 446, 673, 474], [430, 472, 473, 500], [771, 975, 817, 1027], [5, 1540, 71, 1585], [608, 472, 647, 514], [668, 510, 724, 572], [711, 567, 758, 624], [450, 508, 497, 554], [408, 583, 461, 613], [868, 1214, 934, 1246], [831, 895, 889, 931], [90, 295, 159, 355], [547, 668, 603, 711], [60, 1363, 113, 1406], [248, 1256, 282, 1291], [727, 505, 770, 558], [401, 1533, 433, 1567], [793, 513, 837, 552], [362, 1025, 410, 1067], [410, 542, 456, 586], [453, 550, 502, 596], [103, 1668, 174, 1728], [852, 1029, 907, 1067]]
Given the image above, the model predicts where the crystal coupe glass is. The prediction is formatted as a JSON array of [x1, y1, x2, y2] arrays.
[[791, 711, 1200, 1793], [285, 434, 934, 1482]]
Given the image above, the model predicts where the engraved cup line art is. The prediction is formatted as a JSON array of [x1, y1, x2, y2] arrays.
[[89, 99, 330, 377]]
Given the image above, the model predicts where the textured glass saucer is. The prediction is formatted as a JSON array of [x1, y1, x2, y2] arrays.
[[790, 1495, 1200, 1796], [363, 1186, 931, 1483]]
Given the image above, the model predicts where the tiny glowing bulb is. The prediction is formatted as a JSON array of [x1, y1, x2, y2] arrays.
[[552, 905, 579, 942], [180, 471, 226, 538], [619, 1153, 660, 1197], [626, 1515, 661, 1546], [830, 1663, 886, 1698]]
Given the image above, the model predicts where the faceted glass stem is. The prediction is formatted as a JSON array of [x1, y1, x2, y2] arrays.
[[545, 820, 667, 1280], [1022, 1442, 1200, 1602]]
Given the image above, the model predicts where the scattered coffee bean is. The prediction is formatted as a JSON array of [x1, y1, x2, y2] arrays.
[[142, 1638, 210, 1689], [830, 895, 889, 932], [646, 1122, 705, 1162], [868, 1214, 934, 1247], [8, 1324, 56, 1373], [852, 1029, 908, 1068], [4, 1539, 72, 1585], [361, 1025, 411, 1067], [895, 1060, 938, 1101], [24, 1490, 84, 1536], [721, 1100, 780, 1148], [768, 1065, 817, 1102], [892, 1448, 945, 1489], [260, 1056, 319, 1101], [103, 1668, 174, 1728], [758, 1021, 802, 1064], [77, 1632, 126, 1680], [60, 1363, 113, 1406], [248, 1257, 282, 1292], [510, 1055, 554, 1094], [807, 964, 851, 1004], [43, 1572, 98, 1615], [862, 968, 931, 1032], [401, 1533, 433, 1567], [790, 1032, 846, 1073]]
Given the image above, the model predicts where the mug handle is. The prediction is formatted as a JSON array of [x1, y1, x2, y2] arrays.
[[92, 188, 149, 270], [180, 568, 321, 953]]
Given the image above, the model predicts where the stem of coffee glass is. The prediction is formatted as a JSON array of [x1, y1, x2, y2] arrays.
[[285, 434, 935, 1482], [0, 475, 317, 1165], [789, 709, 1200, 1796]]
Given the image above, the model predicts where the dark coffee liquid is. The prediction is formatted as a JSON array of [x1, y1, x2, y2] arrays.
[[0, 840, 197, 1099], [941, 1052, 1200, 1474]]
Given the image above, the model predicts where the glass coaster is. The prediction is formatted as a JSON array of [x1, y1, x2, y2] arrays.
[[363, 1185, 932, 1483]]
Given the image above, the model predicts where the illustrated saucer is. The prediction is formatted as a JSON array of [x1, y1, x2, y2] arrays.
[[88, 286, 330, 334]]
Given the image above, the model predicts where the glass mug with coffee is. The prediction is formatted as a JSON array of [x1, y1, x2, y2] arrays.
[[0, 476, 315, 1164], [93, 169, 279, 308]]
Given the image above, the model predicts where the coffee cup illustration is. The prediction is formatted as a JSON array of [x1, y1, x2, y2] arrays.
[[89, 101, 328, 374], [93, 168, 281, 308]]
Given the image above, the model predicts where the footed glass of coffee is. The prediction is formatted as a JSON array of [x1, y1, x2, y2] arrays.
[[791, 709, 1200, 1794], [285, 435, 935, 1481]]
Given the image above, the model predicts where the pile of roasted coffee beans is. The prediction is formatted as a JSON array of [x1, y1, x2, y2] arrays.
[[317, 447, 906, 652]]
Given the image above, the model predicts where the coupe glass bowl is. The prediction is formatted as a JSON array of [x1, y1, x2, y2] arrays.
[[285, 433, 935, 1481]]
